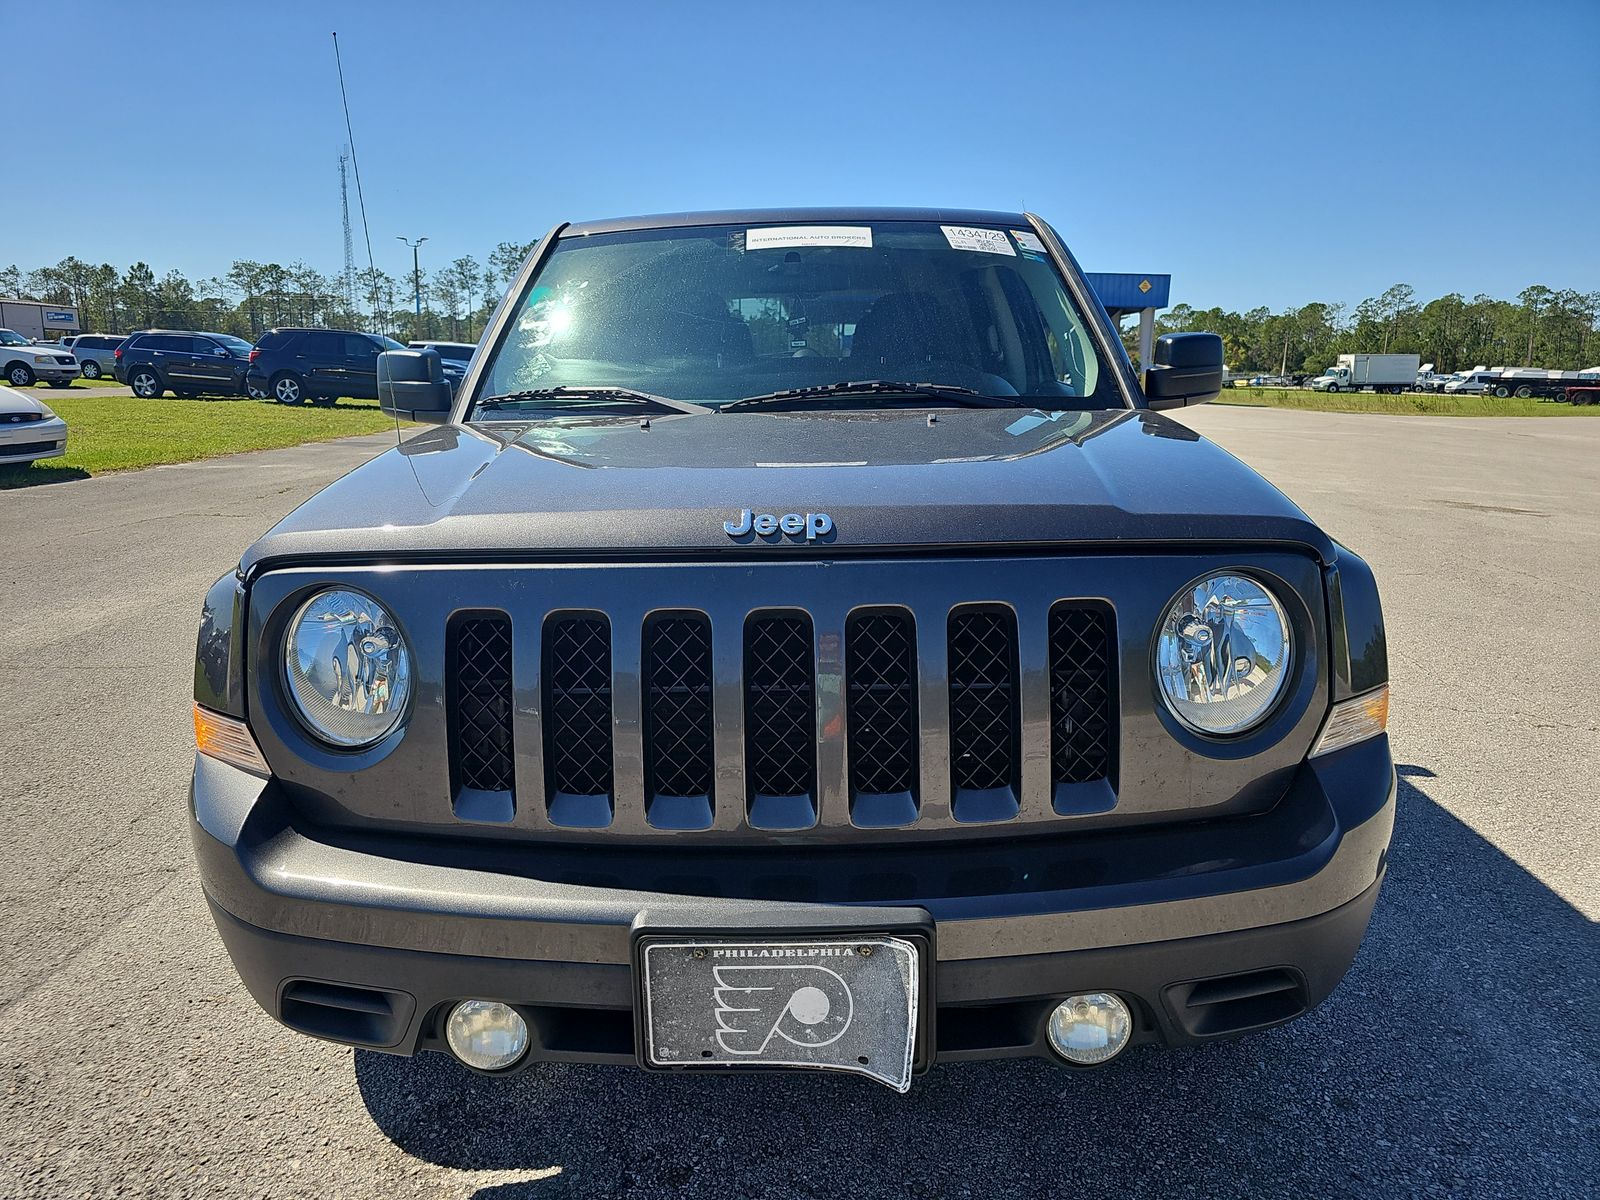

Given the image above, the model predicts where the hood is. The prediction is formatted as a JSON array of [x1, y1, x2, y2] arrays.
[[240, 407, 1335, 573], [0, 385, 54, 416]]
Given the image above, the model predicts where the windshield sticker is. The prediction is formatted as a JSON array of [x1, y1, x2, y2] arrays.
[[745, 226, 873, 251], [1011, 230, 1047, 258], [941, 226, 1016, 256]]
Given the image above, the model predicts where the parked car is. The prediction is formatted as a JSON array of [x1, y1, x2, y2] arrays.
[[1443, 369, 1498, 395], [1, 327, 79, 388], [0, 386, 68, 465], [62, 333, 125, 379], [191, 206, 1394, 1091], [114, 330, 255, 398], [246, 328, 407, 404], [407, 340, 475, 392]]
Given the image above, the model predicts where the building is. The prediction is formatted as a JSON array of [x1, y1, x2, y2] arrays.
[[1085, 273, 1171, 370], [0, 299, 80, 340]]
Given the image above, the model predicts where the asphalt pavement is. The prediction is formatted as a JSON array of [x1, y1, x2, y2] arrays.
[[0, 408, 1595, 1198]]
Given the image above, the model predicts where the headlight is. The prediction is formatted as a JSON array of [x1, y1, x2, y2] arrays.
[[1155, 573, 1291, 735], [283, 588, 412, 747], [33, 354, 54, 363]]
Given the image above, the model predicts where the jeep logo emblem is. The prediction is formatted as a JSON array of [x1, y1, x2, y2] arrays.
[[724, 509, 833, 541]]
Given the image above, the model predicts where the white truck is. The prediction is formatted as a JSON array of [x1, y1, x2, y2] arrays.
[[1308, 353, 1421, 394]]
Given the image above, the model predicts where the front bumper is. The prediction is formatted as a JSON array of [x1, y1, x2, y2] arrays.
[[29, 363, 78, 383], [193, 735, 1395, 1070], [0, 417, 68, 464]]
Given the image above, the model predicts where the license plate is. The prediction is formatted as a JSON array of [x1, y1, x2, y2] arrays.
[[639, 935, 921, 1092]]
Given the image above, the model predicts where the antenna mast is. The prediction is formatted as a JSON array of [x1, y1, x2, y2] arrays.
[[332, 32, 381, 332], [338, 148, 356, 315]]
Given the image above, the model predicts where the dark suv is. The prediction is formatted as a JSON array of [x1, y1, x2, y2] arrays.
[[115, 330, 255, 398], [246, 328, 406, 405], [192, 208, 1393, 1093]]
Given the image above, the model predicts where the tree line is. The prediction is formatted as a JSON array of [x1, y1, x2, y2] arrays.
[[0, 242, 538, 345], [5, 251, 1596, 373], [1136, 283, 1600, 375]]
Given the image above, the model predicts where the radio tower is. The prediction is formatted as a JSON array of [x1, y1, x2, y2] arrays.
[[338, 148, 357, 314]]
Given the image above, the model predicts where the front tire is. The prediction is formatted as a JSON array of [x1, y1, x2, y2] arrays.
[[129, 368, 164, 398], [272, 372, 306, 405], [7, 363, 35, 387], [81, 360, 102, 379], [1326, 383, 1340, 393]]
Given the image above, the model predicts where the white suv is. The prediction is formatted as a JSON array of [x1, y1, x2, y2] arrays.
[[1, 328, 80, 388]]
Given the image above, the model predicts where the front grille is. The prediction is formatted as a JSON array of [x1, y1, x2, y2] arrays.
[[3, 412, 43, 424], [744, 614, 816, 828], [947, 608, 1020, 820], [643, 615, 715, 826], [451, 616, 514, 793], [543, 614, 613, 824], [423, 572, 1123, 837], [846, 610, 918, 825], [0, 440, 62, 456], [1049, 605, 1116, 793]]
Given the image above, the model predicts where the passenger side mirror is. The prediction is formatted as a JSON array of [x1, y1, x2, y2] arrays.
[[1143, 333, 1223, 409], [214, 347, 231, 357], [378, 349, 454, 423]]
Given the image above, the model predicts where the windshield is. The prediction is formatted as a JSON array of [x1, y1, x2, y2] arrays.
[[376, 334, 405, 351], [0, 330, 30, 346], [472, 220, 1118, 416], [213, 334, 254, 353]]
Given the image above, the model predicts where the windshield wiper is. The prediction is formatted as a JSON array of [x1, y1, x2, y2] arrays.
[[475, 387, 709, 415], [721, 380, 1022, 412]]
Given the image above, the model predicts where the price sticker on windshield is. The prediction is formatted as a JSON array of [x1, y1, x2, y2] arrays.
[[941, 226, 1015, 256], [745, 226, 873, 251]]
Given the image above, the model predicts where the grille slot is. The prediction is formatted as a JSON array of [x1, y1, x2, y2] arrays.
[[744, 614, 816, 829], [1048, 604, 1117, 813], [643, 614, 715, 830], [450, 616, 515, 821], [543, 614, 613, 827], [846, 610, 919, 827], [948, 608, 1020, 822]]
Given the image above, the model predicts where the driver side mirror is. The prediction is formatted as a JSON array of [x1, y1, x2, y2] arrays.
[[378, 349, 453, 423], [214, 347, 231, 357], [1143, 333, 1223, 409]]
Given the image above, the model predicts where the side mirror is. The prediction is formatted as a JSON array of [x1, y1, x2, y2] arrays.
[[214, 347, 230, 357], [1143, 332, 1223, 409], [378, 349, 453, 423]]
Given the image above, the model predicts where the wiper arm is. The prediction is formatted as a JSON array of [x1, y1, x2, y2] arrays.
[[721, 380, 1022, 412], [475, 387, 709, 415]]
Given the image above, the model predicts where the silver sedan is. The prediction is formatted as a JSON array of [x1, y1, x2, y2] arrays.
[[0, 384, 69, 465]]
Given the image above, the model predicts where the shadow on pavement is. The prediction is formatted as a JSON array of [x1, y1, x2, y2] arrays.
[[355, 768, 1597, 1198], [0, 463, 90, 489]]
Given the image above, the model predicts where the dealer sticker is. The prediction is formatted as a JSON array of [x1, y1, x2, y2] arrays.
[[745, 226, 873, 251], [1011, 229, 1047, 257], [941, 226, 1015, 255]]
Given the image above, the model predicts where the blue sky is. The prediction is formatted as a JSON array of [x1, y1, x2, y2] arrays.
[[9, 0, 1598, 313]]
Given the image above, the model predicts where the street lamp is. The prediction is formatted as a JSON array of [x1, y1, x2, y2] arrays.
[[396, 235, 428, 328]]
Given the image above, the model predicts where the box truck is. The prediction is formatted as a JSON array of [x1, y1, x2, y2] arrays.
[[1308, 353, 1421, 394]]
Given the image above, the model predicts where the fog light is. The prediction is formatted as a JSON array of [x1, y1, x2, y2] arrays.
[[445, 1000, 529, 1071], [1047, 993, 1132, 1065]]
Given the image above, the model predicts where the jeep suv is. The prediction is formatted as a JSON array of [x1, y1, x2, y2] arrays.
[[115, 330, 254, 397], [191, 208, 1393, 1093], [246, 328, 406, 405]]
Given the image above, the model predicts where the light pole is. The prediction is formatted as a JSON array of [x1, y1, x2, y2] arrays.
[[396, 235, 427, 331]]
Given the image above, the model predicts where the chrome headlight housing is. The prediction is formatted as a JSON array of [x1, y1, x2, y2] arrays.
[[1155, 573, 1291, 735], [283, 588, 412, 747]]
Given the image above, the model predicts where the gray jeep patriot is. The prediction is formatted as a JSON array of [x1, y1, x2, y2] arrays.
[[192, 208, 1392, 1092]]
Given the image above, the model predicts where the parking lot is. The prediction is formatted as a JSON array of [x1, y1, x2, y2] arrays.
[[0, 406, 1595, 1199]]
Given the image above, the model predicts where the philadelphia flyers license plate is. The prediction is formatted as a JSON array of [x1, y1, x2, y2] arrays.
[[638, 936, 921, 1092]]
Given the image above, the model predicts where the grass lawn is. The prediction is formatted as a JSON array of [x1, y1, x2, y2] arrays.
[[0, 393, 400, 489], [1215, 387, 1600, 417]]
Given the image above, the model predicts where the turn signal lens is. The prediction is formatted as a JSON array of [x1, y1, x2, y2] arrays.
[[194, 704, 271, 776], [1310, 685, 1390, 758]]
